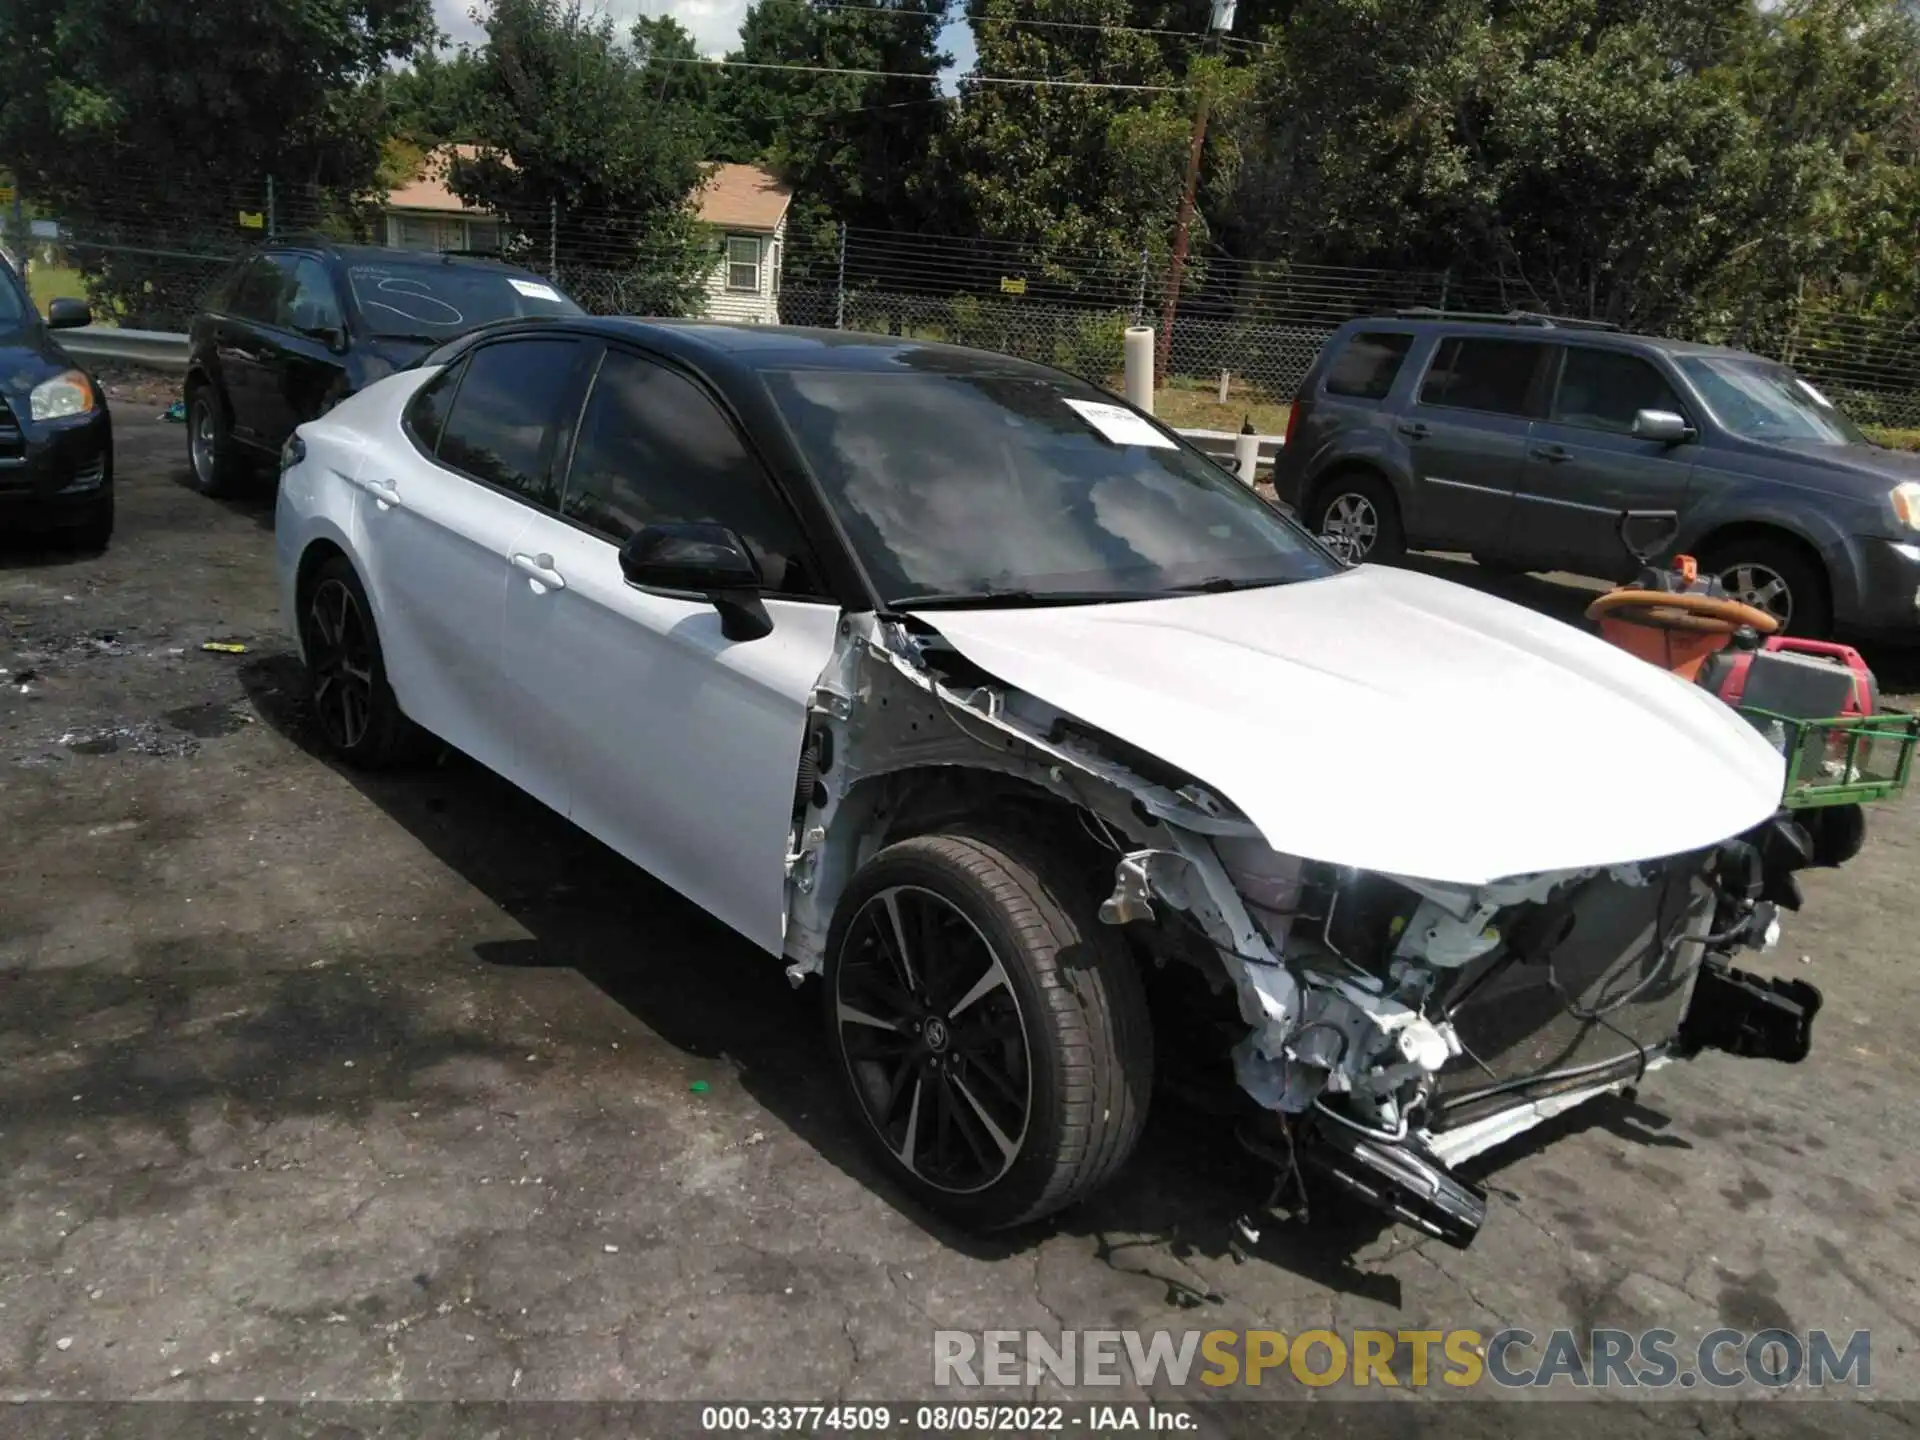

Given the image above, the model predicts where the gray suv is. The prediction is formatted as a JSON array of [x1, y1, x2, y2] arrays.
[[1271, 311, 1920, 637]]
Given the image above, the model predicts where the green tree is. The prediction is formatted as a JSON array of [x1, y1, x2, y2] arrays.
[[719, 0, 954, 247], [1217, 0, 1920, 338], [943, 0, 1247, 285], [451, 0, 712, 313], [0, 0, 434, 323]]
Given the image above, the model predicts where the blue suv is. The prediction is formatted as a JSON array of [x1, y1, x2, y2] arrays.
[[1271, 311, 1920, 638]]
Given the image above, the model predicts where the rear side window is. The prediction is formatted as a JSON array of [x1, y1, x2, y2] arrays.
[[434, 339, 582, 508], [1323, 331, 1414, 401], [1550, 348, 1685, 433], [405, 359, 466, 452], [1419, 337, 1548, 417]]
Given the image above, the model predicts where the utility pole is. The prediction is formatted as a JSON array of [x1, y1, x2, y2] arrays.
[[1157, 0, 1236, 383]]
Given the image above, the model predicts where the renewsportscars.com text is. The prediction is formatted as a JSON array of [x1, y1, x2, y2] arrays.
[[933, 1327, 1872, 1390]]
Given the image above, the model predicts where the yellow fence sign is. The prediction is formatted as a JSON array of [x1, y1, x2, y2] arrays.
[[238, 210, 265, 230], [999, 276, 1027, 296]]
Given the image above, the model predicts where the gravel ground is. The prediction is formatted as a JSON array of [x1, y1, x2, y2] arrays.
[[3, 411, 1919, 1436]]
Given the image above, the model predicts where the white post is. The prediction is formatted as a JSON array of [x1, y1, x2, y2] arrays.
[[1124, 326, 1154, 413], [1218, 369, 1230, 403], [1234, 418, 1259, 486]]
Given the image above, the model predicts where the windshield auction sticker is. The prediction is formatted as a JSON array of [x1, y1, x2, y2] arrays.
[[1063, 398, 1177, 449]]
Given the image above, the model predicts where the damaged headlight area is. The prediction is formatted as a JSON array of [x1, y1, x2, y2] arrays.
[[1103, 835, 1822, 1251]]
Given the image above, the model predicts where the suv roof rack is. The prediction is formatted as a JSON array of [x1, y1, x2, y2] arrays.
[[1392, 307, 1621, 332]]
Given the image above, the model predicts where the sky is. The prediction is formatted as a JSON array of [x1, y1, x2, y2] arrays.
[[430, 0, 977, 89]]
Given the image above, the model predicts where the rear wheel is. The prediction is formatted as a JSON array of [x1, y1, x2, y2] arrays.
[[824, 832, 1152, 1230], [1308, 472, 1405, 565], [1698, 534, 1831, 639], [186, 380, 247, 497], [298, 556, 432, 769]]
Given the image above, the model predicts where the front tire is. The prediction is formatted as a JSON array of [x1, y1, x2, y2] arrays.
[[298, 556, 431, 769], [1698, 535, 1831, 638], [1308, 472, 1405, 565], [824, 832, 1152, 1231]]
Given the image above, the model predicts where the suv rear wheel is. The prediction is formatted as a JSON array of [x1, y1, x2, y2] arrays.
[[185, 379, 247, 498], [823, 831, 1152, 1230], [1308, 472, 1405, 565]]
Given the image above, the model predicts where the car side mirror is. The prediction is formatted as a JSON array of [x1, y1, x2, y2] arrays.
[[46, 297, 92, 330], [1633, 408, 1694, 445], [618, 522, 773, 642]]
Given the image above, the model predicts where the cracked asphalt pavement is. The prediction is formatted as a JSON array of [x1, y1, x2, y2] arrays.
[[3, 412, 1919, 1432]]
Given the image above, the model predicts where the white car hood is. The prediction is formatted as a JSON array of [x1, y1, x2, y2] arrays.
[[926, 565, 1787, 885]]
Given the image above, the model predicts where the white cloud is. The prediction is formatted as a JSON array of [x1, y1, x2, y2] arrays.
[[431, 0, 749, 56]]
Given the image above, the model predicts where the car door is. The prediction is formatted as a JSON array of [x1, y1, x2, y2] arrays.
[[1399, 335, 1551, 550], [350, 335, 587, 790], [1508, 344, 1701, 579], [502, 344, 843, 956], [254, 255, 351, 448], [213, 255, 287, 448]]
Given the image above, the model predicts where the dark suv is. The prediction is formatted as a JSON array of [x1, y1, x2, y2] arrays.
[[184, 237, 582, 496], [1272, 311, 1920, 637]]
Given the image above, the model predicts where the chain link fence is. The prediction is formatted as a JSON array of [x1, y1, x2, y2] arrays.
[[9, 174, 1919, 430]]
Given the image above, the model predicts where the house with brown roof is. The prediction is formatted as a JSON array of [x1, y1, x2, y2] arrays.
[[694, 163, 792, 325], [380, 152, 793, 324], [382, 145, 504, 255]]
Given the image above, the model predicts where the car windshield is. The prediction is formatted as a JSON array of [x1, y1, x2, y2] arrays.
[[1677, 356, 1869, 445], [764, 366, 1339, 606], [345, 262, 581, 340]]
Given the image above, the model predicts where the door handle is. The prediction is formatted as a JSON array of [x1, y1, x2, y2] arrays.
[[361, 477, 402, 509], [1397, 421, 1430, 440], [1530, 445, 1573, 464], [511, 552, 566, 591]]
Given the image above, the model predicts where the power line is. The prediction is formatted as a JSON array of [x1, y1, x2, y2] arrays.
[[655, 56, 1183, 89], [804, 3, 1269, 46]]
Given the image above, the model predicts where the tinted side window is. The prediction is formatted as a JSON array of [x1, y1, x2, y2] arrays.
[[288, 258, 344, 333], [1419, 338, 1547, 417], [405, 358, 467, 453], [435, 340, 581, 507], [228, 257, 282, 322], [1324, 331, 1414, 401], [1551, 348, 1684, 433], [205, 259, 252, 315], [561, 350, 826, 599]]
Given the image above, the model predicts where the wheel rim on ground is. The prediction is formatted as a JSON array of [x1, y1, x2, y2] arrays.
[[835, 884, 1032, 1195], [1320, 492, 1378, 562], [305, 578, 376, 750], [1716, 562, 1793, 629], [190, 399, 215, 488]]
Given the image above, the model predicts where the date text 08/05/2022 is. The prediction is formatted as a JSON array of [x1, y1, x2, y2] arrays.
[[700, 1406, 1197, 1433]]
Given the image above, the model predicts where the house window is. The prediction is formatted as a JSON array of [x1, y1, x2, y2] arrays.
[[391, 214, 466, 253], [726, 235, 760, 292]]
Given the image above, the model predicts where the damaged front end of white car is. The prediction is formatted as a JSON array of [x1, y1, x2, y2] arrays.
[[783, 583, 1820, 1247]]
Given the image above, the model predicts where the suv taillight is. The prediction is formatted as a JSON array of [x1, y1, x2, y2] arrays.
[[1282, 397, 1303, 450]]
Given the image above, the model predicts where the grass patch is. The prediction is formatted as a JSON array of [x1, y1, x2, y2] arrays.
[[1150, 382, 1292, 436], [1865, 426, 1920, 452], [27, 262, 87, 315]]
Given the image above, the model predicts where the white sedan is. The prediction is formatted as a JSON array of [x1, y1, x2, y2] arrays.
[[275, 318, 1799, 1246]]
